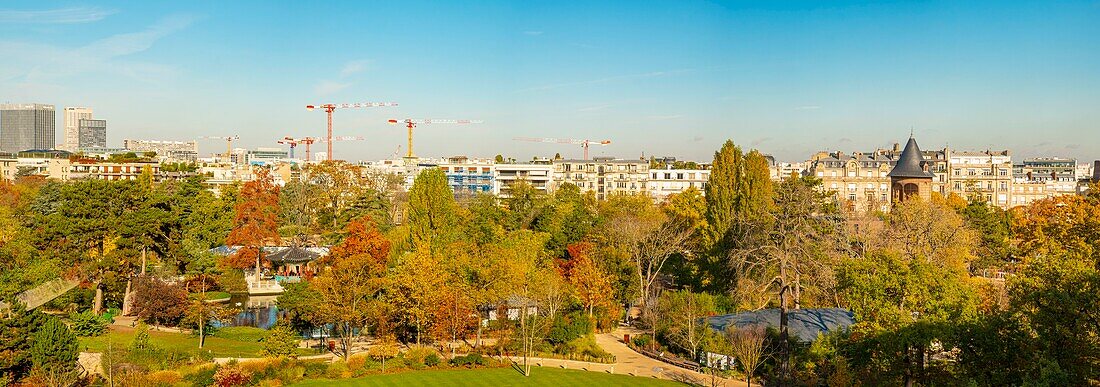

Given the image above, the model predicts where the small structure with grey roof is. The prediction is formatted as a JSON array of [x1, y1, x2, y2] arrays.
[[889, 136, 935, 203]]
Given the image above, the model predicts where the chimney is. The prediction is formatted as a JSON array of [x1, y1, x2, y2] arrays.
[[893, 143, 900, 153]]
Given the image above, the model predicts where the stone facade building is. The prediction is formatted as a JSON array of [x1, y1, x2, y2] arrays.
[[552, 157, 649, 200]]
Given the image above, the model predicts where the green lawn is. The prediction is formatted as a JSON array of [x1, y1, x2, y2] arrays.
[[79, 325, 315, 358], [292, 367, 686, 387]]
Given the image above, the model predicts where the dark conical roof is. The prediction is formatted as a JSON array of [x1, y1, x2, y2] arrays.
[[888, 137, 935, 179]]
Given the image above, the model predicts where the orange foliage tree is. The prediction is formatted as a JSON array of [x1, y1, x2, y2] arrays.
[[225, 168, 281, 279], [565, 242, 612, 316], [311, 216, 392, 359]]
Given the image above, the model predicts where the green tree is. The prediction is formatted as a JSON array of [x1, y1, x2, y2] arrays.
[[30, 317, 78, 375], [657, 290, 716, 358], [407, 168, 460, 252], [0, 304, 47, 384], [262, 322, 302, 357]]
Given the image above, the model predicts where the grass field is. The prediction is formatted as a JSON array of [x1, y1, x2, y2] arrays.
[[79, 325, 315, 358], [292, 367, 686, 386]]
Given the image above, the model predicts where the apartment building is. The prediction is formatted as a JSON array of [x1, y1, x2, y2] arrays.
[[0, 152, 15, 181], [647, 167, 710, 201], [806, 150, 897, 212], [69, 160, 160, 181], [552, 157, 649, 200], [1008, 158, 1079, 207], [123, 139, 200, 162], [438, 156, 495, 195], [494, 163, 553, 198], [15, 150, 72, 180], [944, 150, 1013, 207]]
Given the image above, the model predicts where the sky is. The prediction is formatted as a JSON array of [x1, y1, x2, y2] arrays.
[[1, 1, 1098, 163]]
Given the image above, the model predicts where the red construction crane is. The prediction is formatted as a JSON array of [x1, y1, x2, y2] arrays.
[[306, 102, 397, 161], [277, 136, 317, 160], [513, 137, 611, 160], [387, 119, 483, 158], [199, 135, 240, 159]]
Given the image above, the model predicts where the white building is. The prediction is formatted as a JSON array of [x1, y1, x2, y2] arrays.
[[62, 107, 93, 152], [0, 152, 16, 181], [647, 167, 710, 201], [123, 139, 200, 162], [552, 157, 649, 200], [494, 163, 553, 198]]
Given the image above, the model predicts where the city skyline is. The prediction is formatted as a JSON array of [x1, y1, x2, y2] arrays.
[[2, 1, 1098, 162]]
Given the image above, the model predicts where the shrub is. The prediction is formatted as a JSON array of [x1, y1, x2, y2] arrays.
[[146, 370, 183, 385], [262, 323, 300, 357], [301, 361, 329, 378], [547, 311, 593, 345], [403, 345, 440, 368], [450, 353, 490, 368], [325, 361, 350, 379], [213, 364, 252, 387], [185, 365, 218, 387], [632, 334, 652, 349], [69, 310, 108, 336], [425, 353, 441, 367], [30, 317, 79, 374], [280, 365, 306, 384], [131, 323, 151, 351]]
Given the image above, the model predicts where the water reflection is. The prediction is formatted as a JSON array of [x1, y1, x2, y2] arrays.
[[215, 294, 282, 329]]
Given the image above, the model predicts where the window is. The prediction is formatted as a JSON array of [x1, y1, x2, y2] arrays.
[[677, 173, 684, 179], [1000, 182, 1007, 190]]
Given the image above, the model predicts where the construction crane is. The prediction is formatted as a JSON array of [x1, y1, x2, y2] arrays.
[[513, 137, 611, 160], [199, 135, 240, 159], [277, 136, 316, 159], [306, 102, 398, 161], [388, 119, 483, 158]]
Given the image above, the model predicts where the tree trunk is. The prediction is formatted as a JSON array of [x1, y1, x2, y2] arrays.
[[779, 265, 791, 382], [122, 279, 133, 316], [199, 318, 205, 348], [94, 282, 104, 315], [141, 248, 147, 275]]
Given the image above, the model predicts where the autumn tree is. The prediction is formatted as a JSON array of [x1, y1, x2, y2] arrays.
[[430, 283, 478, 358], [565, 243, 610, 317], [304, 161, 367, 231], [658, 290, 716, 358], [726, 326, 767, 387], [131, 274, 188, 326], [226, 168, 281, 281], [498, 230, 555, 376], [311, 217, 391, 360], [391, 249, 448, 345]]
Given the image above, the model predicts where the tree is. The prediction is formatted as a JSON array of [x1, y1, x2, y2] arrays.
[[262, 322, 302, 357], [131, 274, 188, 326], [1008, 252, 1099, 383], [181, 298, 237, 348], [226, 168, 281, 282], [29, 317, 78, 378], [498, 230, 554, 376], [0, 304, 47, 384], [727, 176, 845, 378], [406, 168, 460, 252], [430, 283, 478, 358], [311, 217, 391, 360], [658, 290, 716, 358], [565, 243, 611, 317], [726, 326, 767, 387], [599, 194, 691, 332], [391, 249, 447, 345], [304, 161, 367, 231]]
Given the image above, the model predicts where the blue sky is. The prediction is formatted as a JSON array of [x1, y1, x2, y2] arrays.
[[1, 1, 1098, 162]]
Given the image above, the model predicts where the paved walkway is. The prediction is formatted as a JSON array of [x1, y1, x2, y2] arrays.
[[594, 327, 747, 386]]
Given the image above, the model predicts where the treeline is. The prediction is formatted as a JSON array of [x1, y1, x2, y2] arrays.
[[1, 139, 1099, 385]]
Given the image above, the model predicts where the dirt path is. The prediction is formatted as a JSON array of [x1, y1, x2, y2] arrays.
[[594, 328, 748, 386]]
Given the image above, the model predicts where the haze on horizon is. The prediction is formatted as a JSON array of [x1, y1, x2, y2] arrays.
[[1, 1, 1097, 163]]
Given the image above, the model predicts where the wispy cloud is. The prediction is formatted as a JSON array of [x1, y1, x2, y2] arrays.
[[519, 69, 694, 92], [339, 59, 371, 77], [692, 136, 704, 142], [578, 104, 611, 112], [523, 31, 544, 36], [795, 105, 821, 110], [0, 14, 196, 86], [752, 137, 773, 146], [0, 6, 116, 24], [314, 81, 350, 96], [646, 114, 683, 121]]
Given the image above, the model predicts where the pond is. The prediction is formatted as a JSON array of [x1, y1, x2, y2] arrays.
[[217, 294, 282, 329]]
